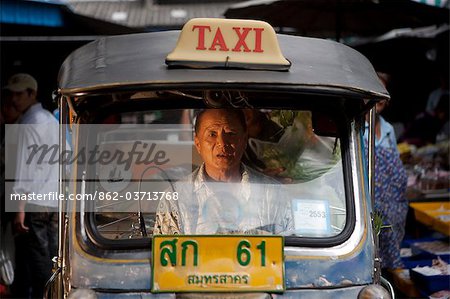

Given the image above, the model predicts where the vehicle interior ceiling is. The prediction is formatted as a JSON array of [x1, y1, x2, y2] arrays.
[[71, 89, 366, 124]]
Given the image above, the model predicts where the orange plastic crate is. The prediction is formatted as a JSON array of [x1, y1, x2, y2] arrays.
[[410, 202, 450, 236]]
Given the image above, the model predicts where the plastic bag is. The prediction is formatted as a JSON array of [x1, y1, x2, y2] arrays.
[[249, 111, 340, 181]]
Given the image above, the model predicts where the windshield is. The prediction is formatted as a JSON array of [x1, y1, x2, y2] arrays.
[[69, 92, 348, 242]]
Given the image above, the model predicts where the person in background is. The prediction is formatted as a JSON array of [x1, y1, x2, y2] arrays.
[[364, 73, 398, 150], [242, 109, 284, 173], [400, 94, 449, 147], [0, 96, 22, 296], [365, 99, 397, 150], [364, 72, 408, 271], [3, 73, 59, 298], [1, 96, 22, 125], [425, 70, 449, 115]]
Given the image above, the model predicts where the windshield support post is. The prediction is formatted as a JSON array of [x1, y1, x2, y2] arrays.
[[368, 107, 381, 284]]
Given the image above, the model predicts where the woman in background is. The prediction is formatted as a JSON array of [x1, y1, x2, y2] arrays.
[[365, 73, 408, 270]]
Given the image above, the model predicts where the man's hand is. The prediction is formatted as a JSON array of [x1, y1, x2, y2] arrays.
[[14, 211, 29, 234]]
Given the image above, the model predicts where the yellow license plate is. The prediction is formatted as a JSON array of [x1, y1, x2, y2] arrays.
[[151, 235, 285, 293]]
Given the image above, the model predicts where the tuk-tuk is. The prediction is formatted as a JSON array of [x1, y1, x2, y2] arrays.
[[48, 18, 394, 298]]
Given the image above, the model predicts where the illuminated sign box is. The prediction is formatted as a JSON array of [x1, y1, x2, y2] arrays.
[[166, 18, 291, 71]]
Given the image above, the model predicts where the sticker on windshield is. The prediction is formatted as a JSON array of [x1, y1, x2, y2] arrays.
[[292, 199, 331, 236]]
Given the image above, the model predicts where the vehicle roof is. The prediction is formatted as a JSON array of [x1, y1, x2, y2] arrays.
[[58, 30, 389, 100]]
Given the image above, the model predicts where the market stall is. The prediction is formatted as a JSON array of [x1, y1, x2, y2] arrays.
[[392, 141, 450, 297]]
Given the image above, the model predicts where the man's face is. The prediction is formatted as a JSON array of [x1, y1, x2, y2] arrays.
[[1, 102, 21, 124], [375, 100, 388, 114], [194, 109, 247, 176], [9, 90, 36, 113]]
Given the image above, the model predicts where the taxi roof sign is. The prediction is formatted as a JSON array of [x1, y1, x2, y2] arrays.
[[166, 18, 291, 71]]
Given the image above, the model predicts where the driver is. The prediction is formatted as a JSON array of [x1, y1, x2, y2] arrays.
[[153, 109, 294, 235]]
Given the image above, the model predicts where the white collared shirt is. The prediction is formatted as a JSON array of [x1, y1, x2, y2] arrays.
[[13, 103, 59, 207], [154, 163, 294, 235], [364, 116, 398, 151]]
